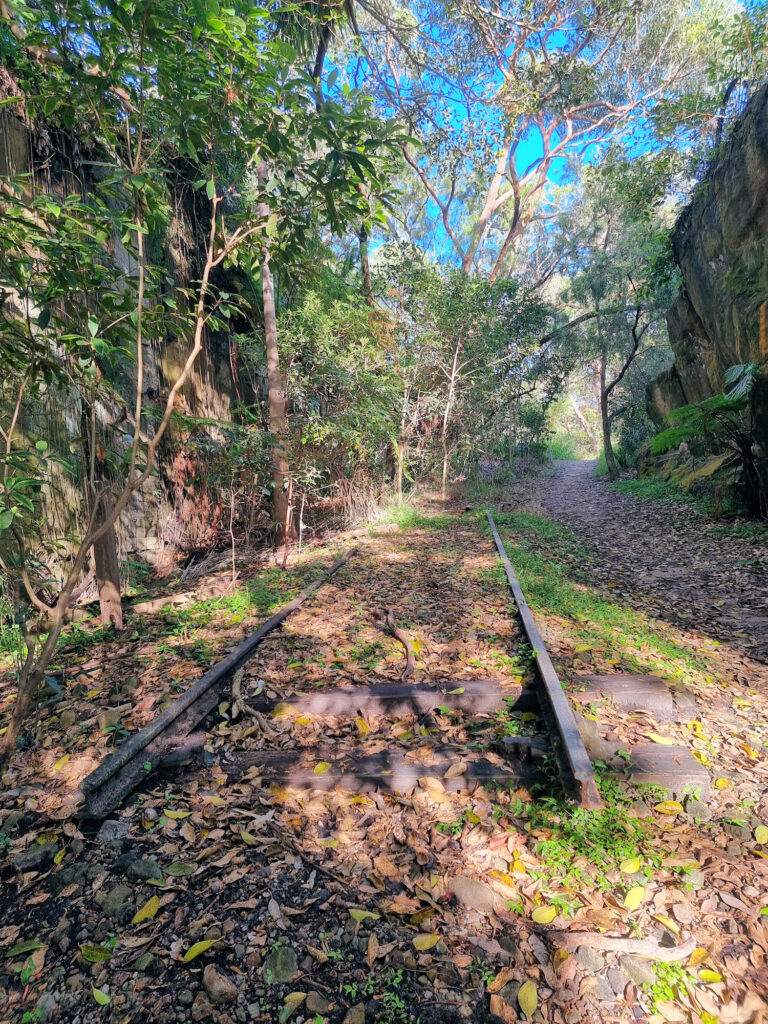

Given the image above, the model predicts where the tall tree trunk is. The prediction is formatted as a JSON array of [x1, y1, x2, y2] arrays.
[[261, 251, 293, 540], [359, 224, 374, 307], [569, 392, 596, 449], [599, 348, 619, 481], [440, 345, 460, 499], [92, 490, 123, 629]]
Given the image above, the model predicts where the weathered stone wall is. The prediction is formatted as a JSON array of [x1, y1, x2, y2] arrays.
[[647, 83, 768, 425], [0, 99, 244, 564]]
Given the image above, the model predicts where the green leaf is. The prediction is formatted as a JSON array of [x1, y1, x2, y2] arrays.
[[6, 941, 45, 958], [92, 987, 111, 1006], [79, 945, 113, 963], [206, 180, 216, 200], [183, 938, 220, 962], [165, 863, 195, 876]]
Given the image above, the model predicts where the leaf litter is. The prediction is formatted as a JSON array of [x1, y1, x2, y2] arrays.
[[0, 495, 766, 1023]]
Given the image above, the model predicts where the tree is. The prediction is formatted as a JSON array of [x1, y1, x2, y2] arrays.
[[0, 0, 399, 757], [354, 0, 739, 279]]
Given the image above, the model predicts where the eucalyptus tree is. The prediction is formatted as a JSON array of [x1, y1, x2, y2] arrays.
[[354, 0, 751, 279]]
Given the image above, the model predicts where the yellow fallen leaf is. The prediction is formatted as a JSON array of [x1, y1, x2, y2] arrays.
[[688, 947, 709, 967], [313, 761, 332, 775], [755, 825, 768, 845], [699, 969, 723, 984], [183, 939, 220, 962], [552, 949, 569, 970], [411, 637, 424, 656], [413, 934, 440, 951], [240, 831, 257, 846], [652, 914, 680, 935], [646, 733, 677, 745], [511, 858, 526, 874], [295, 716, 312, 726], [92, 987, 110, 1006], [132, 895, 159, 925], [272, 702, 293, 717], [446, 687, 465, 695], [489, 870, 517, 890], [715, 778, 733, 790], [531, 906, 557, 924], [654, 801, 684, 815], [465, 811, 481, 825], [743, 744, 759, 759], [318, 838, 338, 848], [164, 809, 190, 820], [355, 717, 370, 738], [620, 858, 641, 874], [349, 909, 380, 922], [52, 754, 70, 771], [623, 886, 646, 911], [518, 979, 538, 1018]]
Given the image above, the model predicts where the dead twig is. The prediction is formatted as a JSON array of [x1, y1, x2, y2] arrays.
[[373, 607, 416, 681]]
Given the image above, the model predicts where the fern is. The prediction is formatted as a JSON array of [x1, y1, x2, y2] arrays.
[[650, 363, 760, 456]]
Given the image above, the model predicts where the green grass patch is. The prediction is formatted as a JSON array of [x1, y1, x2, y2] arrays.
[[611, 476, 697, 505], [484, 509, 713, 680]]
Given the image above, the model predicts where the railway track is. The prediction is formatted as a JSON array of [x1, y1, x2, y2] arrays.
[[81, 514, 699, 819]]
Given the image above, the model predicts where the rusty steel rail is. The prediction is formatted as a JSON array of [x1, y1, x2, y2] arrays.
[[81, 546, 359, 817], [486, 513, 602, 808]]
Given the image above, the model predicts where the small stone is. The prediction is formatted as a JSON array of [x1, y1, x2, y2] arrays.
[[99, 884, 134, 924], [306, 992, 331, 1015], [499, 980, 520, 1007], [126, 857, 163, 881], [262, 946, 298, 985], [35, 992, 57, 1023], [97, 819, 131, 843], [342, 1006, 365, 1024], [203, 965, 237, 1005], [684, 798, 711, 822], [179, 989, 195, 1006], [607, 968, 627, 997], [59, 710, 77, 729], [672, 902, 694, 925], [191, 993, 214, 1022], [595, 976, 616, 1001], [575, 946, 604, 973], [13, 842, 57, 873], [135, 952, 163, 977], [619, 955, 655, 987]]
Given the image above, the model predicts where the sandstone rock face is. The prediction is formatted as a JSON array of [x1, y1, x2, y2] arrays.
[[648, 83, 768, 425]]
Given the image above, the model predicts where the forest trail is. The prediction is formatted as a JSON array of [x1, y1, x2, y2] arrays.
[[533, 460, 768, 666]]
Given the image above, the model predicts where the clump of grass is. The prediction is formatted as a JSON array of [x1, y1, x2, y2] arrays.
[[486, 510, 713, 680], [611, 477, 697, 504]]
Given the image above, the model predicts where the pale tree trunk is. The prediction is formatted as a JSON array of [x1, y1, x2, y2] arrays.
[[92, 491, 123, 629], [440, 345, 460, 499], [599, 347, 619, 481], [260, 246, 294, 541], [569, 392, 596, 450], [359, 224, 374, 307]]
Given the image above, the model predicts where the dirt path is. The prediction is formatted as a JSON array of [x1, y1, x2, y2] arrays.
[[534, 461, 768, 665]]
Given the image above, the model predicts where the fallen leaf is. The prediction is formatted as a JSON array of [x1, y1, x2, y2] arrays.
[[518, 980, 537, 1018], [164, 809, 191, 820], [79, 945, 112, 963], [313, 761, 332, 775], [349, 909, 380, 923], [182, 939, 220, 962], [699, 969, 723, 984], [132, 895, 159, 925], [654, 801, 684, 815], [413, 934, 440, 951], [755, 825, 768, 845], [623, 886, 646, 911], [620, 858, 641, 874], [92, 987, 110, 1006], [531, 906, 557, 924]]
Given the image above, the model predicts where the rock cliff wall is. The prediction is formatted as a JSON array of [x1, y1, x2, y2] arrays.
[[648, 83, 768, 426]]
